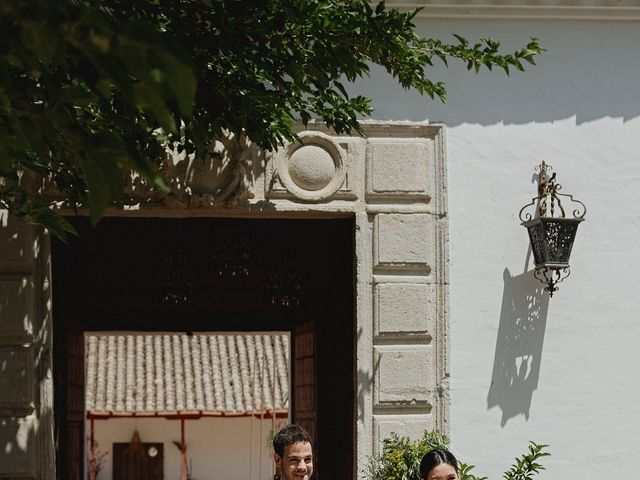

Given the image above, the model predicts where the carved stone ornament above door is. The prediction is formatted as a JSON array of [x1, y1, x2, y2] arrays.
[[268, 130, 349, 202], [125, 131, 257, 209]]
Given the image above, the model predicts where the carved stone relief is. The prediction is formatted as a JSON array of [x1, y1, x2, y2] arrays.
[[125, 131, 257, 209], [266, 130, 355, 201]]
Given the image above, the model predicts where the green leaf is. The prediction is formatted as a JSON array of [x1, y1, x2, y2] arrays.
[[452, 33, 468, 46], [79, 156, 113, 224], [0, 136, 15, 173], [53, 85, 98, 110], [134, 84, 177, 133], [28, 208, 77, 242], [21, 21, 59, 65], [152, 49, 197, 117]]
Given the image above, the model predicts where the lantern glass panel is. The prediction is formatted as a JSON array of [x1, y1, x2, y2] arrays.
[[525, 220, 546, 266], [524, 217, 582, 268]]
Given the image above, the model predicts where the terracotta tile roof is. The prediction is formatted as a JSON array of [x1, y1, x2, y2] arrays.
[[85, 333, 290, 416]]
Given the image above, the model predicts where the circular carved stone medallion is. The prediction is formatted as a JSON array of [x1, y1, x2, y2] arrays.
[[288, 145, 335, 191], [274, 131, 346, 201]]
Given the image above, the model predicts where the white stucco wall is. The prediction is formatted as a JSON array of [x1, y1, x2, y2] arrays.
[[91, 417, 281, 480], [353, 14, 640, 479]]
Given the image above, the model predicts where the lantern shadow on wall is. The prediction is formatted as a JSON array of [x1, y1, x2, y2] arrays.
[[519, 162, 586, 297], [487, 267, 549, 427]]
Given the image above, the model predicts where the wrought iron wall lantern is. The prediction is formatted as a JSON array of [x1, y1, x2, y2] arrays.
[[519, 161, 586, 296]]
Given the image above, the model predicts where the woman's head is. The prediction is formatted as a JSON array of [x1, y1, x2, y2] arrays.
[[419, 448, 460, 480]]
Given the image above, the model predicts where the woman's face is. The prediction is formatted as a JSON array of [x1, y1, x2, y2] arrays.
[[427, 463, 459, 480]]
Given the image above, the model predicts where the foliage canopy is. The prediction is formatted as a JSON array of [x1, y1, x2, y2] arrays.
[[0, 0, 544, 238]]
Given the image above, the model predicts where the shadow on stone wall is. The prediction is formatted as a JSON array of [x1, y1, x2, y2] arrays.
[[0, 213, 55, 478], [356, 327, 380, 424], [487, 267, 549, 427]]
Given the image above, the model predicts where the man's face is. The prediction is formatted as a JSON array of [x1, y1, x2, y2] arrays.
[[275, 441, 314, 480]]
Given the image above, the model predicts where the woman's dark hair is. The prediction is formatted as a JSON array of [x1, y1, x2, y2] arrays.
[[419, 448, 459, 479]]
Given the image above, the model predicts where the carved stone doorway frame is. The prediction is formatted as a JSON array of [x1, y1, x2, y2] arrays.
[[0, 122, 448, 479]]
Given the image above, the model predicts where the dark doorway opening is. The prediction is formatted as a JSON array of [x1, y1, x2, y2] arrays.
[[52, 216, 354, 480]]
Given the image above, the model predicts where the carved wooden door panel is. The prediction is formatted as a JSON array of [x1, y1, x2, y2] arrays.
[[292, 322, 317, 467], [0, 213, 55, 479], [59, 328, 84, 480], [112, 442, 163, 479]]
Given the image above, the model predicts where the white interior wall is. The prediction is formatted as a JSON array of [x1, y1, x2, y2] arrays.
[[352, 17, 640, 479], [91, 417, 283, 480]]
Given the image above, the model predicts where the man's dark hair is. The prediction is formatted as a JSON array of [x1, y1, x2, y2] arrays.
[[272, 424, 312, 457]]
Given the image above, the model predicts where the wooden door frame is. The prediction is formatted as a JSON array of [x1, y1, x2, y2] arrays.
[[51, 216, 355, 480]]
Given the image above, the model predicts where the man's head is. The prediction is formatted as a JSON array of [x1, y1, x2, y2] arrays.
[[272, 424, 314, 480]]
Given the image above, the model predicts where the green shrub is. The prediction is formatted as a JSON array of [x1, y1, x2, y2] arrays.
[[502, 442, 550, 480], [363, 430, 549, 480]]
